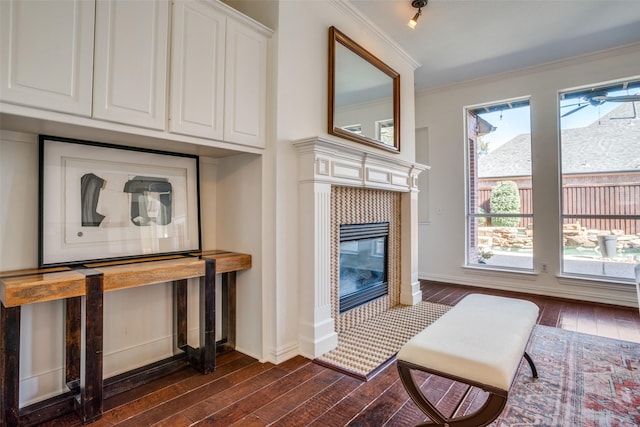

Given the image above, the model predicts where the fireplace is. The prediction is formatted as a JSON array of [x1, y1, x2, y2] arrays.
[[293, 136, 426, 359], [339, 222, 389, 313]]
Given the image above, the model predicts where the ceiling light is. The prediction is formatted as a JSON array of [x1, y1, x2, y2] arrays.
[[408, 0, 428, 29]]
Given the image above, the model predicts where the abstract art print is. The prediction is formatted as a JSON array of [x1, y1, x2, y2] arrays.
[[39, 135, 201, 266]]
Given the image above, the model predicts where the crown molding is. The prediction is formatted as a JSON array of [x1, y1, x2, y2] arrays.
[[330, 0, 421, 70]]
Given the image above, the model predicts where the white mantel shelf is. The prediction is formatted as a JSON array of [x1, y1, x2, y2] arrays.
[[293, 136, 428, 359], [292, 136, 429, 193]]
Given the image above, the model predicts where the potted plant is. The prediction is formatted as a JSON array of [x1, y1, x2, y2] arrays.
[[478, 247, 494, 264]]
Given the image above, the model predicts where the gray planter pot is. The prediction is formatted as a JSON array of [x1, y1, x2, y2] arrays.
[[596, 235, 618, 259]]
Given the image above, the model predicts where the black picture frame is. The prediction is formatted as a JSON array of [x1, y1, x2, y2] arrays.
[[38, 135, 201, 267]]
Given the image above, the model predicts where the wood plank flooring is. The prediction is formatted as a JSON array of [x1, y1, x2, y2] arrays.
[[39, 281, 640, 426], [421, 280, 640, 343]]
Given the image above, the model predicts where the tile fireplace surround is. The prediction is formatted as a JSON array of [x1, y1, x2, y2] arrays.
[[293, 137, 427, 358], [332, 187, 399, 333]]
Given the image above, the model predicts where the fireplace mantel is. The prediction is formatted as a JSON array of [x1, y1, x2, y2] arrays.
[[293, 136, 428, 359], [293, 136, 427, 192]]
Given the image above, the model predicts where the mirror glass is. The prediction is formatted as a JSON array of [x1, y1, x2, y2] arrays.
[[329, 26, 400, 152]]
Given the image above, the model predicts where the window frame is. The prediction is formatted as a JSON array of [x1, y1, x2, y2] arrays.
[[464, 97, 534, 271], [558, 77, 640, 282]]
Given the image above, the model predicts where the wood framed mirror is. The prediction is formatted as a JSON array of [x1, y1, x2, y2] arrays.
[[329, 26, 400, 153]]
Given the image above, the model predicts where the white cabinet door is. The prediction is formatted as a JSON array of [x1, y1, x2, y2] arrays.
[[223, 18, 267, 148], [93, 0, 169, 130], [0, 0, 94, 116], [169, 0, 225, 140]]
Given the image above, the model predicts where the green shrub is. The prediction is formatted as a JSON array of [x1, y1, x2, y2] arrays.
[[477, 207, 487, 227], [490, 181, 520, 227]]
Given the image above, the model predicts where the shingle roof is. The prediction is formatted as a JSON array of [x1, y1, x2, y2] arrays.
[[478, 102, 640, 178]]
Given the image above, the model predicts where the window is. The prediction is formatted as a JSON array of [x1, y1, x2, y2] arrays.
[[375, 119, 394, 145], [559, 77, 640, 281], [343, 124, 362, 135], [466, 99, 533, 270]]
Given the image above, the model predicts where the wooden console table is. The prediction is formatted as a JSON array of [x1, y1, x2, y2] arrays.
[[0, 250, 251, 426]]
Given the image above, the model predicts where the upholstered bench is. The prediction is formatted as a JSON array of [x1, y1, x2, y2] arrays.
[[397, 294, 539, 427]]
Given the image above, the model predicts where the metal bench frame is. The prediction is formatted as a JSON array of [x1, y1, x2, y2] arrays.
[[397, 349, 537, 427]]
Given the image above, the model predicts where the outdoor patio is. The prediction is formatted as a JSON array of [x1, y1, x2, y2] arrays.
[[477, 225, 640, 281]]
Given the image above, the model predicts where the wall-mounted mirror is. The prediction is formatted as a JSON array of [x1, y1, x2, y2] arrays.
[[329, 26, 400, 153]]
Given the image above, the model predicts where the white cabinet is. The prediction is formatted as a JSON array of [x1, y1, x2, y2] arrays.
[[93, 0, 169, 130], [169, 0, 226, 140], [0, 0, 95, 116], [170, 0, 269, 148], [1, 0, 270, 151], [223, 19, 267, 147], [0, 0, 168, 128]]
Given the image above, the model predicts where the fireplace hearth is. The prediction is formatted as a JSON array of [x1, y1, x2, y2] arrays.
[[339, 222, 389, 313]]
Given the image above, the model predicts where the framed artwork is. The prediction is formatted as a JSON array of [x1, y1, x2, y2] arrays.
[[39, 135, 201, 267]]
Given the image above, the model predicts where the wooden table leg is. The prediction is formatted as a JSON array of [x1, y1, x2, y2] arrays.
[[75, 270, 104, 423], [175, 279, 188, 350], [199, 258, 216, 374], [221, 271, 237, 350], [1, 303, 20, 426], [65, 297, 81, 392]]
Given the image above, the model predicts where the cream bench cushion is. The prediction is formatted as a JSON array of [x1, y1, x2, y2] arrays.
[[397, 293, 539, 391]]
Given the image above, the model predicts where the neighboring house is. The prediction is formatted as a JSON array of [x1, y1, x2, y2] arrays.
[[478, 102, 640, 233]]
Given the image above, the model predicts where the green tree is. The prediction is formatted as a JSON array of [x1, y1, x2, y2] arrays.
[[490, 181, 520, 227]]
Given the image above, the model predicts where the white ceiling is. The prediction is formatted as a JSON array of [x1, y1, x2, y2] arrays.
[[348, 0, 640, 91]]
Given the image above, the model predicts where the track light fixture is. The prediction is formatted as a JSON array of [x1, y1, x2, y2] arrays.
[[408, 0, 429, 29]]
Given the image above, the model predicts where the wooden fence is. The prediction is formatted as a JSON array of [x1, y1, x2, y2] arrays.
[[478, 183, 640, 234]]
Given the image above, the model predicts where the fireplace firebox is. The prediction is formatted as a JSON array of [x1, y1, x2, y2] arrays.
[[339, 222, 389, 313]]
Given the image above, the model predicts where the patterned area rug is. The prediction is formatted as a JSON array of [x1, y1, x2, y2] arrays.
[[490, 325, 640, 426], [314, 301, 451, 379]]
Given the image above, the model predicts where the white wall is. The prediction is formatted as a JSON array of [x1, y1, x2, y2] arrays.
[[416, 44, 640, 307], [214, 152, 263, 359]]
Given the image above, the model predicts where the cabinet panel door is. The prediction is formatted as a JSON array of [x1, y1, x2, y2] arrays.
[[93, 0, 169, 130], [0, 0, 94, 116], [223, 19, 267, 148], [169, 0, 225, 140]]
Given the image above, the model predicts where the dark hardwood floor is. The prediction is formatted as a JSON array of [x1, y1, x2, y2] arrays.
[[421, 280, 640, 343], [40, 281, 640, 426]]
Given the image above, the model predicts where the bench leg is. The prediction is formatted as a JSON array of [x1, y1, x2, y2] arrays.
[[523, 351, 538, 378], [397, 361, 508, 427]]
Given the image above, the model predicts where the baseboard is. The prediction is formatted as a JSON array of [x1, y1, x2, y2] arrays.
[[102, 335, 177, 378], [263, 341, 300, 364]]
